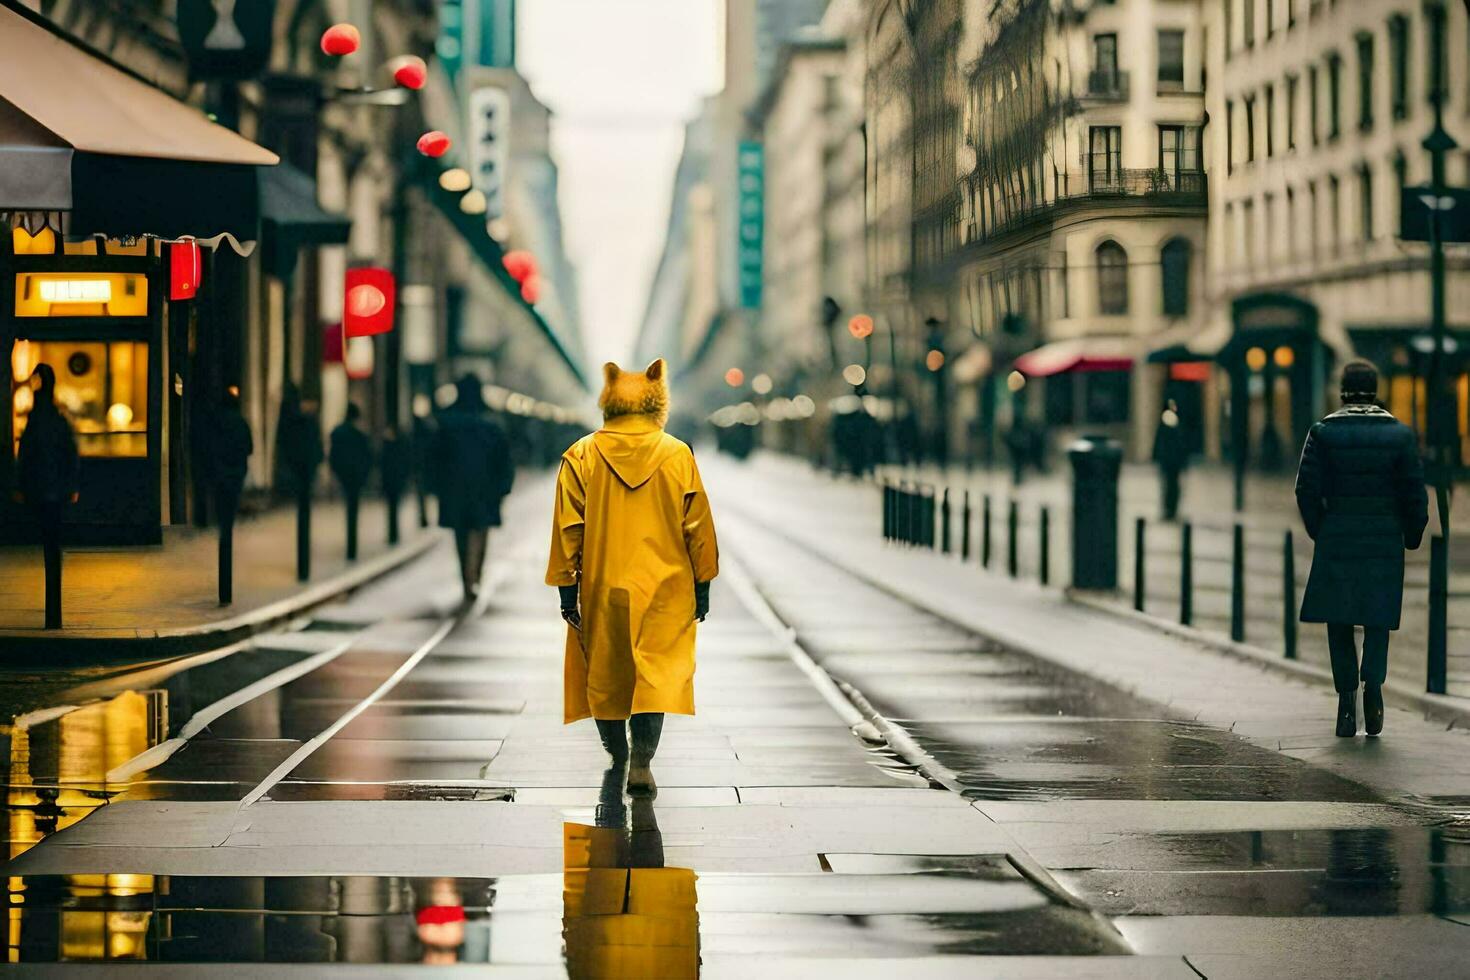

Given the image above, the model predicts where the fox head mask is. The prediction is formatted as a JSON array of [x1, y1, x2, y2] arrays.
[[599, 358, 669, 427]]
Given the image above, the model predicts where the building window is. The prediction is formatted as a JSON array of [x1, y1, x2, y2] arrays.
[[1096, 241, 1128, 314], [1327, 51, 1342, 139], [1287, 0, 1296, 28], [1245, 94, 1256, 162], [1243, 198, 1256, 267], [1389, 14, 1410, 120], [1426, 2, 1449, 105], [1226, 99, 1235, 173], [1158, 125, 1202, 180], [1309, 64, 1320, 145], [1394, 150, 1408, 230], [1266, 0, 1276, 37], [1265, 84, 1276, 156], [1158, 30, 1185, 91], [1286, 185, 1297, 256], [1089, 126, 1122, 188], [1359, 163, 1374, 241], [1225, 0, 1234, 58], [1286, 74, 1298, 148], [1329, 174, 1342, 253], [1244, 0, 1255, 47], [1308, 180, 1319, 258], [1093, 33, 1119, 84], [1357, 32, 1375, 131], [1161, 238, 1191, 316]]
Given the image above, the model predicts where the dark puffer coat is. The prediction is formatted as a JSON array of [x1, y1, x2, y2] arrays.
[[431, 383, 514, 531], [1295, 405, 1428, 629]]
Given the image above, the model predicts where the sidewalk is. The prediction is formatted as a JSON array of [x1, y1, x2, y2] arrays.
[[703, 453, 1470, 808], [0, 496, 435, 658]]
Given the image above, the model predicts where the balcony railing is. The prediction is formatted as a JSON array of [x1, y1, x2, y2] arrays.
[[1086, 69, 1130, 100], [1087, 168, 1207, 196], [965, 168, 1206, 249]]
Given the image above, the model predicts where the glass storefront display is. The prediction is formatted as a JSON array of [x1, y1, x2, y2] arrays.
[[11, 340, 149, 458]]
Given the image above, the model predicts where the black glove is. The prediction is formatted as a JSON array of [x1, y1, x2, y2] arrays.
[[694, 580, 710, 622], [558, 584, 581, 630]]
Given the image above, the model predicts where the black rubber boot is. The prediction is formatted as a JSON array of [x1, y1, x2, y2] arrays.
[[1336, 693, 1358, 738], [595, 719, 629, 765], [1363, 684, 1384, 737]]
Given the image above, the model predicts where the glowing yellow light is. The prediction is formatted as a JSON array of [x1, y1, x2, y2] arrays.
[[1006, 370, 1027, 392], [438, 168, 472, 192], [15, 273, 146, 317], [459, 189, 488, 215], [843, 363, 867, 386], [13, 385, 33, 415], [751, 373, 773, 395], [1273, 345, 1295, 368], [926, 349, 946, 372], [1246, 346, 1268, 371], [11, 226, 56, 255], [107, 403, 134, 428], [39, 279, 112, 303]]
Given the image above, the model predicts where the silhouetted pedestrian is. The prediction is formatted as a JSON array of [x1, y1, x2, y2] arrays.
[[1296, 360, 1428, 739], [433, 375, 514, 603], [15, 364, 79, 629], [276, 384, 323, 581], [205, 386, 253, 605], [1152, 400, 1188, 521], [380, 425, 411, 546], [412, 413, 434, 528], [329, 403, 373, 562]]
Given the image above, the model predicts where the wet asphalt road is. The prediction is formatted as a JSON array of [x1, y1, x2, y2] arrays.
[[5, 478, 1470, 976]]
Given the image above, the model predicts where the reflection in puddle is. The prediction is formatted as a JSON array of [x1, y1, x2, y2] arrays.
[[563, 788, 699, 976]]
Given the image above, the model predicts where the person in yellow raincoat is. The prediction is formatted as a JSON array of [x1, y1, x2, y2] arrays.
[[546, 358, 719, 794]]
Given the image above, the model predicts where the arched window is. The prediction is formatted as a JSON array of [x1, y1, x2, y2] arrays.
[[1096, 241, 1128, 314], [1160, 238, 1191, 316]]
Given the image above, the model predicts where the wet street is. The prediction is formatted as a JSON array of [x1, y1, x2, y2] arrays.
[[5, 477, 1470, 977]]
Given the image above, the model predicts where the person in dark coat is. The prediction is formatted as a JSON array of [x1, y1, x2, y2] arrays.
[[1152, 400, 1189, 521], [329, 403, 374, 562], [433, 375, 514, 603], [276, 384, 324, 581], [15, 364, 80, 629], [380, 425, 411, 546], [1295, 360, 1428, 738], [205, 386, 253, 604], [411, 413, 434, 529]]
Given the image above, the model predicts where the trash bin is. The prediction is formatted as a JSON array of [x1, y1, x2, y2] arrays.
[[1068, 435, 1123, 590]]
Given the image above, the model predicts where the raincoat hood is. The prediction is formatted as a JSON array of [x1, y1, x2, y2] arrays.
[[592, 415, 681, 489]]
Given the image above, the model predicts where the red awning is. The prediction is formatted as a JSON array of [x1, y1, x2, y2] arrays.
[[1014, 337, 1134, 377]]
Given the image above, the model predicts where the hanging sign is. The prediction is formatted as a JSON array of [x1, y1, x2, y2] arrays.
[[170, 242, 202, 301], [468, 87, 510, 220], [343, 267, 396, 338], [737, 141, 764, 309]]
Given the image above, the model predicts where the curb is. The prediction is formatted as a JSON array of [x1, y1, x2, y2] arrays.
[[1066, 590, 1470, 731], [0, 532, 440, 663]]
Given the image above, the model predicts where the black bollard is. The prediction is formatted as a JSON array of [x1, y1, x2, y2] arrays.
[[1180, 522, 1193, 626], [40, 505, 63, 630], [1230, 523, 1245, 643], [982, 494, 993, 568], [344, 493, 360, 562], [296, 491, 312, 582], [1067, 436, 1123, 590], [1039, 506, 1050, 586], [922, 486, 937, 549], [387, 494, 401, 546], [1133, 517, 1146, 612], [961, 490, 972, 561], [1429, 535, 1448, 694], [1283, 530, 1297, 660], [218, 518, 235, 605], [941, 488, 952, 554], [882, 482, 892, 541], [1007, 500, 1019, 578]]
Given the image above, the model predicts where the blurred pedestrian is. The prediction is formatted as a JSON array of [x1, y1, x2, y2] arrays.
[[432, 374, 514, 603], [1296, 360, 1428, 738], [329, 403, 373, 562], [205, 385, 253, 604], [547, 359, 720, 796], [276, 384, 323, 581], [412, 413, 434, 528], [1152, 400, 1188, 521], [15, 364, 79, 629], [380, 425, 411, 546]]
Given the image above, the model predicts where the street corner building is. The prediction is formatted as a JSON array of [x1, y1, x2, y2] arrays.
[[546, 358, 720, 725]]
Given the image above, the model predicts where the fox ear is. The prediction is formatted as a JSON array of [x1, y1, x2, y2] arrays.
[[644, 358, 665, 381], [603, 362, 623, 384]]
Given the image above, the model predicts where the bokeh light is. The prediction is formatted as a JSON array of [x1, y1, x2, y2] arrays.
[[724, 367, 745, 388], [842, 363, 866, 386]]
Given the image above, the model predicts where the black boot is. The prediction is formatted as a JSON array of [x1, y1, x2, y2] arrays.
[[595, 719, 629, 765], [1336, 693, 1357, 738], [1363, 684, 1384, 737]]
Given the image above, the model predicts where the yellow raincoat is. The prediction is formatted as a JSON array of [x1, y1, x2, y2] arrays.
[[546, 415, 719, 723]]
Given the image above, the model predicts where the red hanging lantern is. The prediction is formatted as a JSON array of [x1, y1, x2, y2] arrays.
[[502, 249, 537, 284], [724, 367, 745, 388], [343, 267, 396, 338], [320, 23, 360, 56], [848, 314, 875, 340], [416, 131, 451, 158], [520, 274, 542, 305], [169, 242, 202, 301], [390, 55, 428, 90]]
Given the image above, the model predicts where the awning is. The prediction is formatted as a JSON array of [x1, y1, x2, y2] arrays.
[[1014, 337, 1134, 377], [0, 3, 277, 248], [260, 162, 351, 277]]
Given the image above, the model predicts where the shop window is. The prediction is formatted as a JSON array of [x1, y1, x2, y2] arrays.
[[1045, 374, 1076, 426], [1096, 240, 1129, 314], [11, 340, 148, 458], [1161, 238, 1191, 316], [13, 273, 148, 318], [1085, 371, 1132, 424]]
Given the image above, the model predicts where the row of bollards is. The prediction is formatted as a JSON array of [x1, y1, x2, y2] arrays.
[[882, 479, 1049, 585]]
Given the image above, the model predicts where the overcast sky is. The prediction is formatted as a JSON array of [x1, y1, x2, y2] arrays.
[[519, 0, 723, 371]]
